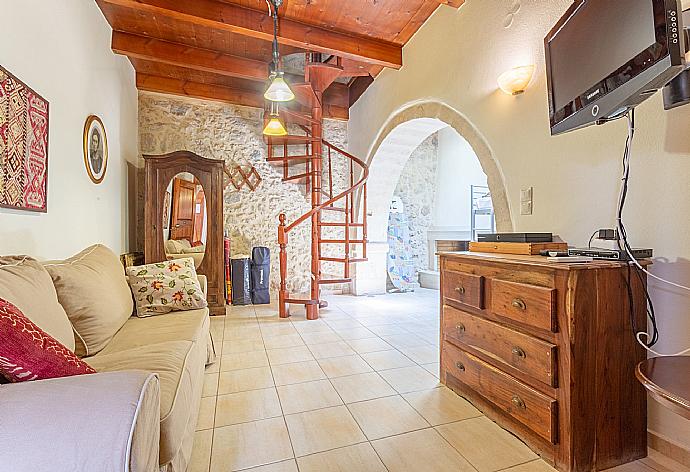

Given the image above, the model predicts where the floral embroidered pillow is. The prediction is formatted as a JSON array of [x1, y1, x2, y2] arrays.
[[126, 258, 207, 317]]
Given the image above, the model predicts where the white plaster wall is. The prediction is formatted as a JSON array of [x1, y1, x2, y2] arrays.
[[434, 126, 488, 230], [349, 0, 690, 448], [0, 0, 138, 258]]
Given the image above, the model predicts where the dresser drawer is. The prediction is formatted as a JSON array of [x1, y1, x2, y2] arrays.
[[489, 279, 556, 332], [443, 271, 484, 310], [443, 306, 557, 387], [443, 342, 557, 444]]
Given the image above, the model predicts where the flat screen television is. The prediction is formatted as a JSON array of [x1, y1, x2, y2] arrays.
[[545, 0, 686, 135]]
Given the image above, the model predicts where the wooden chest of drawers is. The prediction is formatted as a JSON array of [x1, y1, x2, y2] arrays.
[[439, 252, 648, 472]]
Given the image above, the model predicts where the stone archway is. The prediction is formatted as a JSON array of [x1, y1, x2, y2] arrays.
[[353, 100, 513, 295]]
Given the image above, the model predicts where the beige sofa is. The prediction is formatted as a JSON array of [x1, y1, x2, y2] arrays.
[[164, 239, 205, 268], [0, 245, 215, 472]]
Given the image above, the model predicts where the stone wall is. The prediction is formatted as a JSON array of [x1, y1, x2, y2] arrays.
[[138, 92, 349, 294], [391, 133, 438, 278]]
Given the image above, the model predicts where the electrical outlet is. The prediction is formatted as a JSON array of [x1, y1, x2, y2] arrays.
[[521, 201, 533, 215]]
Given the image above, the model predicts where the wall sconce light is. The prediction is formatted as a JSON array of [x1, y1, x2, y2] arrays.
[[497, 65, 535, 95]]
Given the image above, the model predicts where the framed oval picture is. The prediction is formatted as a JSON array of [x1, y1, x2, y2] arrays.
[[83, 115, 108, 184]]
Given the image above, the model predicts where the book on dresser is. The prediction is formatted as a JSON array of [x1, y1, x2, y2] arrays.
[[439, 251, 649, 472]]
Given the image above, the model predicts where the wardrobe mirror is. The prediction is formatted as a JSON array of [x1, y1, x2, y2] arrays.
[[162, 172, 207, 268]]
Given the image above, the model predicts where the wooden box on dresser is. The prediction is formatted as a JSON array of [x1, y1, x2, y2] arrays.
[[439, 252, 648, 472]]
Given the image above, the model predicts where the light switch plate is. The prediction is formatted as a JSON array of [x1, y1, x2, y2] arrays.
[[521, 201, 533, 215], [520, 187, 533, 215], [520, 187, 533, 202]]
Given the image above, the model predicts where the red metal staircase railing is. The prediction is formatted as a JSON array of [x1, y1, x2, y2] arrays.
[[265, 53, 369, 320]]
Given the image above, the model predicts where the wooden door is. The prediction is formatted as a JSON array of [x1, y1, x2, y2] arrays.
[[170, 177, 195, 241]]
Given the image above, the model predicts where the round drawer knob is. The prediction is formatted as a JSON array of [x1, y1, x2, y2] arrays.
[[456, 361, 465, 372], [512, 298, 527, 310], [456, 323, 465, 334], [455, 286, 466, 295], [511, 395, 526, 410], [511, 346, 526, 358]]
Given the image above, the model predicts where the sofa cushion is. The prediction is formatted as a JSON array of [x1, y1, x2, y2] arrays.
[[0, 297, 96, 382], [126, 258, 207, 317], [43, 245, 134, 357], [0, 256, 75, 351], [85, 340, 204, 465], [97, 308, 209, 356]]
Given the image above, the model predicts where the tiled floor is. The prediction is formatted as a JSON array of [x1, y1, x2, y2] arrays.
[[191, 289, 689, 472]]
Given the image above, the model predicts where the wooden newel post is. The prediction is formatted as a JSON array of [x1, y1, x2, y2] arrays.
[[278, 213, 289, 318]]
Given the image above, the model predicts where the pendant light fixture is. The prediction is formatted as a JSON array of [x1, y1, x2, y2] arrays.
[[264, 0, 295, 102], [263, 103, 288, 136]]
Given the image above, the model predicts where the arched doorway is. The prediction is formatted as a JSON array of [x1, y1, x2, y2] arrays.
[[354, 101, 513, 295]]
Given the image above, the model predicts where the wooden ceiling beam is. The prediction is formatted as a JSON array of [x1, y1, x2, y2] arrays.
[[99, 0, 403, 69], [136, 73, 348, 120], [113, 31, 270, 82]]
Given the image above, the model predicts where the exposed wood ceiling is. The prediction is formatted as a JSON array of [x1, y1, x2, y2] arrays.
[[96, 0, 464, 119]]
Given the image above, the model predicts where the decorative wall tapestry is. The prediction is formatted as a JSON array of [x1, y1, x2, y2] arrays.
[[0, 65, 49, 212]]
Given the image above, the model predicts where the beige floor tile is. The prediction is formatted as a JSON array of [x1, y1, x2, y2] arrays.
[[196, 396, 216, 431], [323, 319, 365, 330], [299, 331, 342, 345], [266, 346, 315, 366], [330, 372, 397, 403], [436, 416, 537, 471], [223, 339, 265, 354], [189, 429, 213, 472], [382, 334, 430, 349], [399, 345, 440, 364], [271, 360, 326, 386], [403, 387, 481, 425], [215, 388, 283, 426], [307, 341, 356, 359], [285, 405, 367, 457], [378, 365, 440, 393], [203, 372, 219, 397], [243, 460, 299, 472], [276, 379, 343, 414], [218, 366, 275, 395], [260, 324, 299, 338], [263, 334, 305, 350], [297, 442, 387, 472], [292, 320, 334, 334], [366, 324, 410, 336], [422, 362, 440, 378], [502, 460, 557, 471], [372, 428, 475, 472], [224, 327, 263, 341], [317, 355, 374, 378], [348, 395, 430, 440], [210, 418, 293, 472], [335, 327, 378, 340], [361, 350, 416, 371], [221, 350, 269, 371], [346, 337, 394, 354]]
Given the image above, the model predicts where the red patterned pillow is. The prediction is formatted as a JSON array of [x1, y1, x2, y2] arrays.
[[0, 297, 96, 382]]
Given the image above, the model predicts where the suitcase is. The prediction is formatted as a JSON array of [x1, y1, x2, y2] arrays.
[[251, 247, 270, 305], [230, 257, 251, 306]]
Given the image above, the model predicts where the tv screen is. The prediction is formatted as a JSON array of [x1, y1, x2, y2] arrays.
[[549, 0, 656, 112], [545, 0, 685, 135]]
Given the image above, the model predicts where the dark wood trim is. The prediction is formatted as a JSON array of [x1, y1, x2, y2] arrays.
[[348, 75, 375, 107]]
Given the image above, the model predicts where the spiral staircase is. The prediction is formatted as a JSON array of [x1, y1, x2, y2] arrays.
[[265, 53, 369, 320]]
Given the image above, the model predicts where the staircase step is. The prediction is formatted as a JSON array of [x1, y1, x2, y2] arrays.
[[320, 257, 368, 263], [320, 222, 364, 227], [318, 278, 352, 285], [265, 135, 321, 146], [322, 206, 347, 212], [267, 155, 312, 163], [283, 172, 312, 183], [291, 82, 321, 109], [320, 239, 367, 244]]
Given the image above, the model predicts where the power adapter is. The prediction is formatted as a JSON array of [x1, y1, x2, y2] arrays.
[[597, 229, 619, 241]]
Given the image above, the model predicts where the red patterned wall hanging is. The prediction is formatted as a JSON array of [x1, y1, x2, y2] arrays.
[[0, 65, 49, 212]]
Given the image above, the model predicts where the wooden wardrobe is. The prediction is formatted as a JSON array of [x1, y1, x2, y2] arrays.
[[143, 151, 225, 316]]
